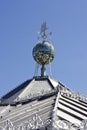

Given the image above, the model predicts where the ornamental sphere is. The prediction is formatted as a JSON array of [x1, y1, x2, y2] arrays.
[[32, 41, 55, 65]]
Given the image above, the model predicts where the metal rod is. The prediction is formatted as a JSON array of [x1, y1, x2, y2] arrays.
[[41, 65, 46, 77]]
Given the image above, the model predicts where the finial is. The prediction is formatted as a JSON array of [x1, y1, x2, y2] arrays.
[[33, 23, 55, 77]]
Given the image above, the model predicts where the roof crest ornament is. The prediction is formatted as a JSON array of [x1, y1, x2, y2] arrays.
[[33, 23, 54, 77]]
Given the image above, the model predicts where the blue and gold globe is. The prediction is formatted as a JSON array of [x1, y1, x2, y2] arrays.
[[32, 41, 55, 65]]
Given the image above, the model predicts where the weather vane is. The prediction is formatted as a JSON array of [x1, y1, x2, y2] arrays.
[[38, 22, 52, 40]]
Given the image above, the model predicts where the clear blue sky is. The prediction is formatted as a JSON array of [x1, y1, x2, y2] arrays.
[[0, 0, 87, 96]]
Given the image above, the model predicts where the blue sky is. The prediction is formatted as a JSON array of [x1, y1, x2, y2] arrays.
[[0, 0, 87, 96]]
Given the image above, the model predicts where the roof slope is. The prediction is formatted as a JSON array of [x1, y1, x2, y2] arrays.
[[1, 76, 58, 104], [0, 76, 58, 129]]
